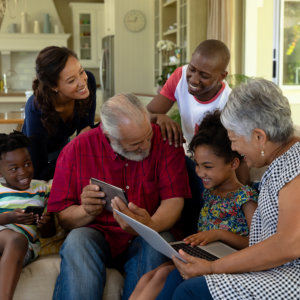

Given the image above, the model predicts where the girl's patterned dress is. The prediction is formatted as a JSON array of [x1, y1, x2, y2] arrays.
[[198, 186, 258, 236]]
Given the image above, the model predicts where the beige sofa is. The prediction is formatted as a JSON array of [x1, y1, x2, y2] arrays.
[[13, 215, 125, 300], [14, 255, 124, 300]]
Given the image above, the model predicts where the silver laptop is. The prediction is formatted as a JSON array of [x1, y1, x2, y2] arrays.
[[115, 209, 236, 263]]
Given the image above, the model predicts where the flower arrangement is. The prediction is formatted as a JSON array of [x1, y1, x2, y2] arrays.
[[156, 40, 179, 64], [156, 39, 177, 52], [156, 40, 180, 86]]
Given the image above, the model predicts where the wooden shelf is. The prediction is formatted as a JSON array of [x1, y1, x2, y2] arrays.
[[162, 62, 178, 67], [163, 0, 176, 7], [163, 29, 177, 36]]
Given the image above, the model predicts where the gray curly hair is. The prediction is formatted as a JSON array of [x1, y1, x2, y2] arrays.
[[220, 78, 294, 143], [100, 93, 148, 139]]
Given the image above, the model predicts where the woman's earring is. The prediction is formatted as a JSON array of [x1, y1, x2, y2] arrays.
[[261, 150, 265, 157]]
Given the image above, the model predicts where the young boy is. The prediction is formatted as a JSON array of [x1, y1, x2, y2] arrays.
[[0, 131, 54, 300]]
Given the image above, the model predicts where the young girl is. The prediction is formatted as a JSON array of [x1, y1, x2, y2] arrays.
[[0, 131, 55, 300], [129, 110, 258, 300]]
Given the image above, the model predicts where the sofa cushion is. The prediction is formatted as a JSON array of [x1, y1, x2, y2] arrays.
[[14, 254, 124, 300], [39, 215, 66, 256]]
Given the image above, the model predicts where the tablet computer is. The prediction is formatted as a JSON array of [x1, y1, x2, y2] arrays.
[[90, 177, 128, 212]]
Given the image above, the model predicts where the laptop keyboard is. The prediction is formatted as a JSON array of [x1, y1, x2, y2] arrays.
[[171, 243, 218, 261]]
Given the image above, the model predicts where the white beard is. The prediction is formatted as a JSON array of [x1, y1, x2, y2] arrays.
[[110, 140, 150, 162]]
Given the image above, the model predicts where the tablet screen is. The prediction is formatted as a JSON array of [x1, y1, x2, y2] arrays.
[[90, 178, 128, 212]]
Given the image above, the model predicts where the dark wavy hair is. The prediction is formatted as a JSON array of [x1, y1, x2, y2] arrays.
[[0, 131, 31, 159], [189, 110, 242, 164], [32, 46, 93, 136]]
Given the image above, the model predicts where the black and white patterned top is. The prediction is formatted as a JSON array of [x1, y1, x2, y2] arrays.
[[205, 142, 300, 299]]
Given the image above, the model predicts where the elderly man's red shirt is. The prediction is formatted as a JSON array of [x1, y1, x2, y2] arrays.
[[48, 124, 191, 257]]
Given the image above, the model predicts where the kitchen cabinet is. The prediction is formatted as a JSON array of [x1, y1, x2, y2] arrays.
[[69, 2, 104, 68], [154, 0, 207, 83]]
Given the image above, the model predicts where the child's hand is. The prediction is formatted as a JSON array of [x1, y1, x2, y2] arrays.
[[37, 212, 52, 227], [37, 212, 56, 238], [183, 229, 220, 246], [9, 208, 36, 225]]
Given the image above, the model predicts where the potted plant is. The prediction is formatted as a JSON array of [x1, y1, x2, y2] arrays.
[[156, 40, 180, 92], [156, 64, 177, 92], [226, 74, 250, 88]]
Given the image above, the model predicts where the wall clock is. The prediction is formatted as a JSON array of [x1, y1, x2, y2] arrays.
[[124, 10, 146, 32]]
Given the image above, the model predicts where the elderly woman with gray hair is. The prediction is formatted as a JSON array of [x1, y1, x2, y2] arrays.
[[155, 78, 300, 300]]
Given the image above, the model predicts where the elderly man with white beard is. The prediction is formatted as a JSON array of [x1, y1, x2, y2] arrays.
[[48, 93, 191, 300]]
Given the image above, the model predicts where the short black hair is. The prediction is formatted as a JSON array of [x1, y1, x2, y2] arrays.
[[0, 131, 31, 159], [194, 39, 230, 72], [189, 110, 242, 163]]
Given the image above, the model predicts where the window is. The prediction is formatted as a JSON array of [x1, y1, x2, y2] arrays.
[[274, 0, 300, 86]]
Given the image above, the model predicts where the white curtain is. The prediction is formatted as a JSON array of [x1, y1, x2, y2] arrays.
[[207, 0, 243, 75]]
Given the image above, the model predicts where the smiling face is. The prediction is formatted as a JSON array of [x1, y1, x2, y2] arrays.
[[194, 144, 238, 190], [0, 148, 33, 190], [110, 113, 153, 162], [227, 130, 263, 168], [186, 52, 227, 101], [54, 56, 90, 101]]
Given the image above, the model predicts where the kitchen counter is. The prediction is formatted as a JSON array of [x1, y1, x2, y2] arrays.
[[0, 109, 24, 132], [0, 111, 24, 131], [0, 91, 26, 97], [0, 91, 26, 121], [0, 91, 26, 104]]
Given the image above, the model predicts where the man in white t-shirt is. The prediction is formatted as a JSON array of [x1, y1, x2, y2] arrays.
[[147, 40, 236, 235], [147, 39, 231, 147]]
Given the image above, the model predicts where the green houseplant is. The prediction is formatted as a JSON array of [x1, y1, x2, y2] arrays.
[[156, 65, 177, 87], [226, 74, 250, 88]]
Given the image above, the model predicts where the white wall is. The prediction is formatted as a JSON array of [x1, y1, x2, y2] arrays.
[[3, 52, 36, 91], [256, 0, 274, 80], [114, 0, 155, 95], [291, 103, 300, 126], [244, 0, 273, 79]]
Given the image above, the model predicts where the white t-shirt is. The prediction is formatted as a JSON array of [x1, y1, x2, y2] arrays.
[[161, 65, 231, 144]]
